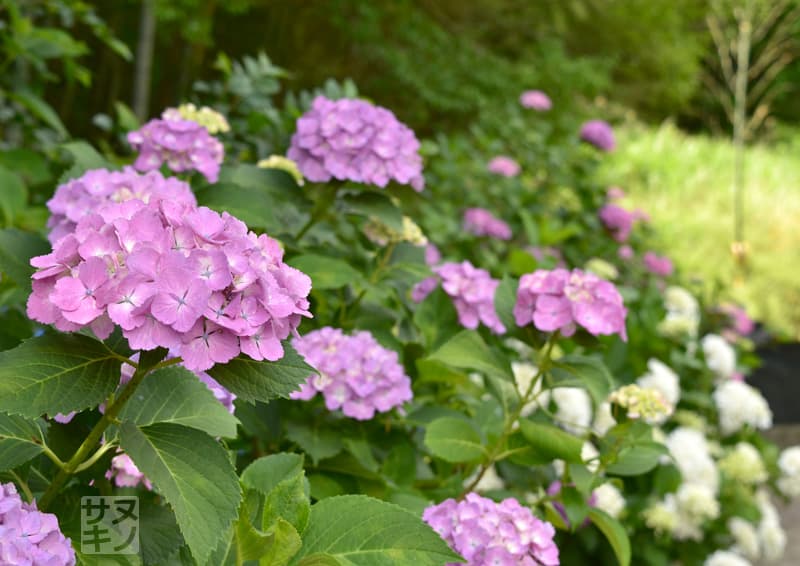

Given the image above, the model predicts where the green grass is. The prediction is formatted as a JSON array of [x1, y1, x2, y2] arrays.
[[600, 122, 800, 339]]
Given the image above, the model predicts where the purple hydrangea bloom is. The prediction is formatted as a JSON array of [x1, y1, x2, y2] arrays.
[[28, 196, 313, 372], [106, 452, 152, 490], [425, 243, 441, 266], [127, 112, 224, 183], [291, 327, 413, 420], [45, 167, 196, 244], [487, 156, 520, 177], [514, 268, 627, 341], [423, 493, 560, 566], [598, 204, 635, 243], [643, 252, 673, 277], [463, 208, 512, 240], [435, 261, 506, 334], [579, 120, 615, 152], [520, 90, 552, 111], [287, 96, 424, 190], [411, 276, 439, 304], [617, 245, 634, 261], [0, 482, 76, 565]]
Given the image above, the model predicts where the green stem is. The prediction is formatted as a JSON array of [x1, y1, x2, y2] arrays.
[[9, 470, 33, 503], [40, 444, 66, 470], [460, 334, 559, 497], [38, 351, 164, 510]]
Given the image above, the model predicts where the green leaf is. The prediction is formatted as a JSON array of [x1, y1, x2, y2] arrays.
[[0, 166, 27, 226], [412, 287, 459, 351], [286, 423, 344, 465], [343, 437, 379, 472], [296, 554, 343, 566], [560, 485, 590, 531], [287, 254, 363, 289], [195, 183, 281, 231], [342, 191, 404, 231], [59, 141, 107, 171], [588, 508, 631, 566], [114, 101, 140, 131], [261, 518, 302, 566], [0, 334, 124, 418], [207, 343, 314, 403], [289, 495, 462, 566], [0, 228, 50, 285], [424, 416, 485, 463], [427, 330, 512, 381], [0, 413, 44, 471], [550, 355, 614, 408], [117, 365, 240, 438], [493, 276, 518, 332], [605, 441, 667, 476], [139, 496, 184, 566], [241, 453, 310, 533], [10, 90, 68, 137], [119, 422, 241, 564], [519, 420, 583, 464]]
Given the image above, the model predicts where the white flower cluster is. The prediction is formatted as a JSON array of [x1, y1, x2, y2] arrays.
[[541, 387, 593, 435], [702, 333, 737, 380], [756, 490, 787, 562], [659, 286, 700, 339], [592, 483, 625, 519], [703, 550, 752, 566], [636, 358, 680, 424], [729, 517, 760, 561], [713, 381, 772, 436], [718, 443, 767, 485], [643, 483, 719, 541], [777, 446, 800, 497], [666, 427, 719, 492]]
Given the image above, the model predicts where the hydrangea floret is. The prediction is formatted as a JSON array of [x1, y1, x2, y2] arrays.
[[45, 167, 197, 244], [435, 261, 506, 334], [127, 111, 225, 183], [106, 452, 152, 490], [287, 96, 424, 190], [462, 207, 512, 240], [291, 327, 413, 420], [579, 120, 615, 151], [702, 334, 737, 380], [422, 493, 560, 565], [27, 197, 313, 372], [643, 251, 674, 277], [163, 103, 230, 134], [713, 381, 772, 436], [608, 384, 671, 422], [513, 268, 627, 340], [486, 155, 521, 177], [598, 204, 635, 243], [659, 286, 700, 339], [519, 90, 552, 111], [0, 482, 76, 565]]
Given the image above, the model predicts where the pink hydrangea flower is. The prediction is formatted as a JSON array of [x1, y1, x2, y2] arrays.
[[520, 90, 552, 111], [106, 452, 152, 490], [643, 252, 673, 277], [423, 493, 559, 566], [45, 167, 197, 244], [598, 204, 635, 243], [291, 327, 412, 420], [514, 268, 627, 341], [287, 96, 424, 190], [487, 156, 521, 177], [127, 113, 224, 183], [411, 276, 439, 304], [617, 245, 634, 261], [0, 482, 76, 565], [463, 208, 512, 240], [28, 195, 313, 372], [435, 261, 506, 334], [425, 243, 441, 266], [580, 120, 615, 152]]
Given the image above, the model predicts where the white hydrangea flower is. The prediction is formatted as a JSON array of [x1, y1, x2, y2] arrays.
[[659, 286, 700, 339], [713, 381, 772, 436], [719, 443, 768, 485], [729, 517, 760, 561], [675, 483, 719, 523], [665, 427, 719, 492], [702, 334, 737, 380], [593, 401, 616, 436], [549, 387, 593, 435], [777, 445, 800, 497], [593, 483, 625, 518], [703, 550, 752, 566], [637, 358, 681, 407], [643, 496, 681, 535], [756, 490, 787, 562]]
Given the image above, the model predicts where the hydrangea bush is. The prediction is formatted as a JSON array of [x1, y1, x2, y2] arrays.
[[0, 56, 795, 566]]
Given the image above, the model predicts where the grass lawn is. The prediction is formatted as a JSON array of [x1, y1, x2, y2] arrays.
[[600, 122, 800, 339]]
